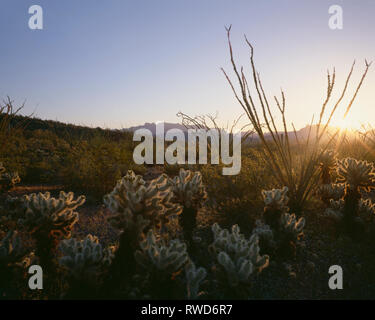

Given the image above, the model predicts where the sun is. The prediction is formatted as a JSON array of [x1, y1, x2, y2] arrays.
[[330, 116, 362, 132]]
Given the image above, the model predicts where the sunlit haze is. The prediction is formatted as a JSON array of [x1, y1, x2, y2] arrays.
[[1, 0, 374, 130]]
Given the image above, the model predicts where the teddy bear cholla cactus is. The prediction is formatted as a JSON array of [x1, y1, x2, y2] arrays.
[[185, 261, 207, 299], [17, 191, 85, 269], [318, 149, 337, 184], [134, 229, 189, 299], [59, 234, 115, 283], [135, 229, 188, 274], [335, 158, 375, 234], [261, 186, 289, 229], [104, 170, 182, 237], [19, 191, 85, 237], [337, 158, 375, 190], [209, 223, 269, 289], [168, 169, 207, 244], [257, 186, 305, 258], [316, 183, 345, 205], [0, 231, 26, 266], [279, 212, 305, 242]]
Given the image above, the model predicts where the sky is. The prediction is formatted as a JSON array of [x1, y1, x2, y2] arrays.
[[0, 0, 374, 130]]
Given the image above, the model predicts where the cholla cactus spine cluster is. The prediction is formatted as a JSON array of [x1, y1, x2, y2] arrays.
[[19, 191, 85, 238], [319, 149, 337, 184], [261, 186, 289, 229], [210, 223, 269, 287], [185, 261, 207, 299], [135, 229, 189, 275], [59, 234, 115, 282], [279, 212, 305, 241], [168, 169, 208, 244], [337, 158, 375, 191], [0, 231, 26, 266], [104, 170, 182, 237]]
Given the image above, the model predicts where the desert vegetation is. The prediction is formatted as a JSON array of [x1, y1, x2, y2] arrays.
[[1, 31, 375, 300]]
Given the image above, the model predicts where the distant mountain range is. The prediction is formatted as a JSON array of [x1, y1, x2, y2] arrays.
[[124, 122, 347, 142]]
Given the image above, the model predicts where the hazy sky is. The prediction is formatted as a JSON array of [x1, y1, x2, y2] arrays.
[[1, 0, 374, 130]]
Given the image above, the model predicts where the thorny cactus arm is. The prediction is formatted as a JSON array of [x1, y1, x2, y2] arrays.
[[261, 186, 289, 229], [0, 231, 26, 266], [318, 149, 337, 184], [168, 169, 208, 244], [59, 234, 115, 282], [168, 169, 208, 209], [279, 212, 305, 242], [210, 223, 269, 287], [337, 158, 375, 191], [16, 191, 85, 271], [358, 198, 375, 222], [316, 183, 345, 205], [325, 199, 345, 221], [104, 170, 182, 237], [251, 219, 276, 253], [135, 229, 189, 275], [185, 261, 207, 299], [19, 191, 85, 238]]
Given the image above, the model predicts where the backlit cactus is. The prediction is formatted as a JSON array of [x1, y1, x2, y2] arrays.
[[358, 198, 375, 222], [104, 170, 182, 236], [325, 199, 345, 221], [262, 186, 289, 229], [17, 191, 85, 270], [318, 149, 337, 184], [337, 158, 375, 191], [279, 212, 305, 242], [135, 229, 189, 274], [59, 234, 115, 282], [168, 169, 208, 244], [185, 261, 207, 299], [335, 158, 375, 235], [209, 223, 269, 288], [19, 191, 85, 238], [0, 231, 26, 266], [316, 183, 345, 205], [251, 220, 276, 254]]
